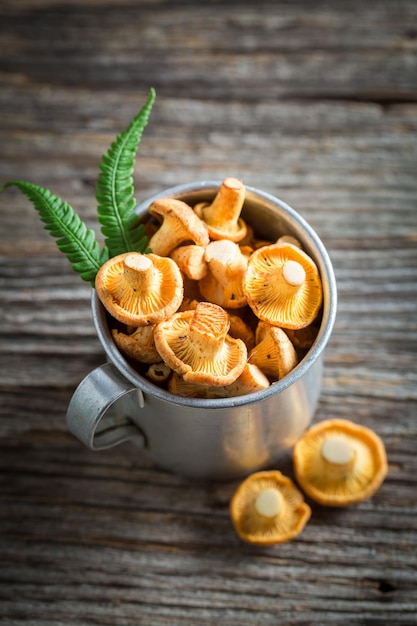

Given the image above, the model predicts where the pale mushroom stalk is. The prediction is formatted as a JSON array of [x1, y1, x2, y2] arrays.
[[282, 260, 306, 288], [123, 254, 155, 293], [321, 436, 357, 479], [255, 487, 283, 518], [188, 305, 229, 356], [194, 177, 247, 242]]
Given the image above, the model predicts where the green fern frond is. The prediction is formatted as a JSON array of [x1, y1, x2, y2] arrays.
[[1, 181, 107, 284], [96, 88, 155, 257]]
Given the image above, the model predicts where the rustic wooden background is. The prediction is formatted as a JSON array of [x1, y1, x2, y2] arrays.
[[1, 1, 416, 624]]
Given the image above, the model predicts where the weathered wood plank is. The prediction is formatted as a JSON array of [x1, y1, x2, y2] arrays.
[[1, 0, 416, 624]]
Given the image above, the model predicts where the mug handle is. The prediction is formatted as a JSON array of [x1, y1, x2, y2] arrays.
[[66, 362, 147, 451]]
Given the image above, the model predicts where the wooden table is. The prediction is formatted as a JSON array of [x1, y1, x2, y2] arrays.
[[1, 1, 416, 624]]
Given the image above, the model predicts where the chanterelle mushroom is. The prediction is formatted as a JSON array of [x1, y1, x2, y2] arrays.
[[199, 239, 248, 309], [243, 243, 323, 329], [111, 325, 160, 363], [194, 177, 247, 242], [148, 197, 209, 256], [230, 470, 311, 545], [248, 321, 298, 381], [95, 251, 183, 326], [153, 301, 247, 386], [292, 419, 388, 507], [170, 244, 208, 281]]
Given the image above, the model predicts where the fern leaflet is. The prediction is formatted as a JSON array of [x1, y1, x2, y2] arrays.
[[96, 88, 155, 257], [2, 181, 107, 284]]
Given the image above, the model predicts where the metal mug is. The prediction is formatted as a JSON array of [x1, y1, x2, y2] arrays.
[[67, 181, 337, 480]]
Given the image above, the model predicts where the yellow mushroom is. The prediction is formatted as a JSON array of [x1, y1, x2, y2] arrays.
[[292, 419, 388, 507], [194, 177, 247, 242], [243, 243, 323, 329], [153, 301, 247, 386], [148, 197, 209, 256], [248, 321, 298, 381], [111, 325, 160, 363], [230, 470, 311, 545], [170, 244, 208, 280], [95, 251, 183, 326], [199, 239, 248, 309]]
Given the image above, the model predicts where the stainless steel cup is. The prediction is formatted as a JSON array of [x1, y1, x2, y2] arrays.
[[67, 181, 337, 480]]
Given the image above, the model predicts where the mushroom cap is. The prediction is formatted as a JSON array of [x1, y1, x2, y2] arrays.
[[292, 419, 388, 507], [199, 239, 248, 309], [154, 301, 247, 386], [194, 177, 247, 242], [148, 197, 209, 256], [248, 321, 298, 381], [95, 251, 183, 326], [111, 325, 160, 364], [243, 243, 323, 329], [230, 470, 311, 545], [170, 244, 208, 280]]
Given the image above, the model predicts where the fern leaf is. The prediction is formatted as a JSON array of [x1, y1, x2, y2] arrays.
[[1, 181, 107, 284], [96, 88, 155, 256]]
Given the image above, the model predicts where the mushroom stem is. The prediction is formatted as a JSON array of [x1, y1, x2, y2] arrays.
[[189, 302, 230, 355], [282, 260, 306, 287], [255, 488, 282, 518], [321, 436, 357, 477], [203, 177, 245, 225], [123, 254, 155, 292]]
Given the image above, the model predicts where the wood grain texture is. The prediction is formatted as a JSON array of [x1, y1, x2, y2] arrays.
[[1, 1, 416, 624]]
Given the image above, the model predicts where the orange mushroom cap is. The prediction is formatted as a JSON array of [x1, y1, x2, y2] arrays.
[[95, 252, 183, 326], [248, 321, 298, 381], [154, 301, 247, 386], [230, 470, 311, 545], [293, 419, 388, 507], [243, 243, 323, 329], [111, 325, 160, 364]]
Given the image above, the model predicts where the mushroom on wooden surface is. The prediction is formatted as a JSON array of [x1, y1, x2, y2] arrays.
[[154, 301, 247, 386], [244, 243, 323, 329], [230, 470, 311, 545], [148, 197, 209, 256], [95, 251, 183, 326], [293, 419, 388, 507], [194, 177, 247, 242]]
